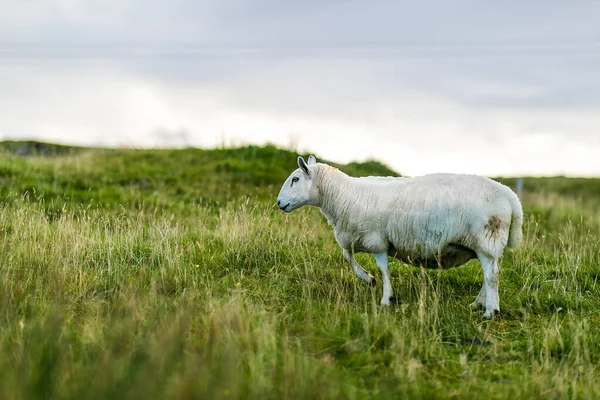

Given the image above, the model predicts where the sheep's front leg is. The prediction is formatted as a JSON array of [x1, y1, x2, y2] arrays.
[[373, 253, 394, 305], [342, 249, 376, 286]]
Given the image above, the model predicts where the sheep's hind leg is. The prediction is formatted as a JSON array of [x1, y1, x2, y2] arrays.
[[373, 253, 396, 305], [342, 249, 375, 287], [477, 252, 500, 319]]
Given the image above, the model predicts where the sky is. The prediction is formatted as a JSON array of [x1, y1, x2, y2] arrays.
[[1, 0, 600, 177]]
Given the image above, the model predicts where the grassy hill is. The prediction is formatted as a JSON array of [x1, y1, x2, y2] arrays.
[[0, 141, 599, 399], [0, 142, 399, 212]]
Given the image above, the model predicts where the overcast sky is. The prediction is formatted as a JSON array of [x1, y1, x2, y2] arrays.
[[1, 0, 600, 176]]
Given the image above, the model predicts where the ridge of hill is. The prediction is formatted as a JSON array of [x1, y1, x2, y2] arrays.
[[0, 141, 399, 211], [2, 141, 600, 213]]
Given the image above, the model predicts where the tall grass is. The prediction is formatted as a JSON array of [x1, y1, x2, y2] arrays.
[[0, 190, 599, 399], [1, 144, 600, 398]]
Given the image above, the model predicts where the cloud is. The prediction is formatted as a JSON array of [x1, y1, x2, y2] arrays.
[[1, 0, 600, 176]]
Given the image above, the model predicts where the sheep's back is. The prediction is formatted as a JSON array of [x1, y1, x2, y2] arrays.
[[373, 174, 515, 258]]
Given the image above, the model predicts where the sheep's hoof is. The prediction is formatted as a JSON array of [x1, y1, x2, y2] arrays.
[[380, 296, 401, 306], [367, 276, 376, 287], [483, 309, 500, 320]]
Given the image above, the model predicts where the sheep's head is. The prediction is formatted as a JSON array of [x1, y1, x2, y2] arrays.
[[276, 155, 317, 213]]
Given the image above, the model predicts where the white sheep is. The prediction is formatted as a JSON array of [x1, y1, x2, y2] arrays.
[[276, 156, 523, 319]]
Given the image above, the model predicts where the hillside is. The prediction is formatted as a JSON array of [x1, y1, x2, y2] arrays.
[[0, 141, 399, 212], [0, 141, 599, 399], [2, 141, 599, 211]]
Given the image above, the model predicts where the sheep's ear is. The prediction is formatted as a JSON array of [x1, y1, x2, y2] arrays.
[[298, 156, 310, 176], [307, 155, 317, 165]]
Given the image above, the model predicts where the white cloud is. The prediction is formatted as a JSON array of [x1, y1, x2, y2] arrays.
[[1, 0, 600, 177]]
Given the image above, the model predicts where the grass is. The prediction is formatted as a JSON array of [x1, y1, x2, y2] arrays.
[[0, 141, 599, 399]]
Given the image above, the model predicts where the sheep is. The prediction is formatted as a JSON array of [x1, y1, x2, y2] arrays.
[[276, 155, 523, 319]]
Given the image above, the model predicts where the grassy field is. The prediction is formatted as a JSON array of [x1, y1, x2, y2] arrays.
[[1, 141, 599, 399]]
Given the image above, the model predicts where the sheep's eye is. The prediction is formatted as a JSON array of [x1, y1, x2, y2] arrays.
[[291, 177, 299, 186]]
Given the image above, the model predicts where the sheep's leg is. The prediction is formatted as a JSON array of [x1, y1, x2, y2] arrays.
[[477, 253, 500, 319], [342, 249, 376, 286], [470, 284, 486, 310], [373, 253, 394, 305]]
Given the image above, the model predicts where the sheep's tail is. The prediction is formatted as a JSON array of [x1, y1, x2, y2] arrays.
[[506, 190, 524, 248]]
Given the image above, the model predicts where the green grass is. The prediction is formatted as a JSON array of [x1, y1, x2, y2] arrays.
[[1, 141, 600, 399]]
